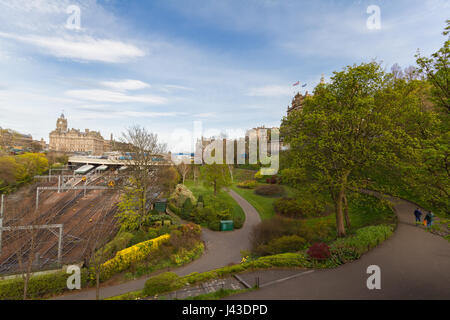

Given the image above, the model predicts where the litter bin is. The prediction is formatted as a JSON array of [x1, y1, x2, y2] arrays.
[[154, 199, 168, 213], [220, 220, 234, 231]]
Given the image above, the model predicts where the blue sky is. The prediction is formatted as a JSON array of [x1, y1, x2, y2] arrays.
[[0, 0, 448, 152]]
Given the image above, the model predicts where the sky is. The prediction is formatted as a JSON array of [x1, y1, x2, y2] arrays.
[[0, 0, 448, 152]]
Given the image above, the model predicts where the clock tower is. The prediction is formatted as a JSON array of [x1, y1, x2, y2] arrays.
[[56, 113, 68, 132]]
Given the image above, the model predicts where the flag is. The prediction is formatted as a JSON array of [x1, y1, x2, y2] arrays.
[[292, 81, 300, 86], [302, 83, 307, 87]]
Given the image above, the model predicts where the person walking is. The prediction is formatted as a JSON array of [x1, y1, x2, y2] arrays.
[[424, 211, 434, 228], [413, 207, 422, 226]]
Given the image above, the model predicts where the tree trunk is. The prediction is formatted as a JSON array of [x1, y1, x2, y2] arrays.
[[334, 172, 350, 237], [23, 275, 29, 300], [96, 271, 100, 300], [213, 180, 217, 196], [343, 193, 351, 229], [335, 187, 346, 237]]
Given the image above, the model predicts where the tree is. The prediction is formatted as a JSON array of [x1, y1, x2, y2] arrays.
[[0, 156, 18, 193], [119, 126, 167, 230], [8, 195, 54, 299], [177, 162, 191, 185], [416, 20, 450, 114], [83, 204, 117, 300], [391, 63, 404, 79], [201, 163, 231, 196], [160, 166, 180, 192], [281, 62, 419, 237]]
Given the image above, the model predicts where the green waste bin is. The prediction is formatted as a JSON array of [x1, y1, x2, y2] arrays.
[[154, 199, 167, 213], [220, 220, 234, 231]]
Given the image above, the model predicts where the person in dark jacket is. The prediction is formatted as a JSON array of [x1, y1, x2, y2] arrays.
[[413, 208, 422, 225], [424, 211, 434, 228]]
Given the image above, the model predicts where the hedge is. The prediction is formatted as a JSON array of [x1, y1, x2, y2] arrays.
[[170, 242, 205, 266], [100, 234, 170, 281], [0, 268, 89, 300], [329, 225, 394, 265]]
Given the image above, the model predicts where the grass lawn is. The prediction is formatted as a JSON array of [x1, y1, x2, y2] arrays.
[[184, 180, 245, 226], [230, 183, 297, 221], [231, 182, 396, 240]]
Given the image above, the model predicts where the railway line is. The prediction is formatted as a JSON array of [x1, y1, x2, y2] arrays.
[[0, 170, 121, 275]]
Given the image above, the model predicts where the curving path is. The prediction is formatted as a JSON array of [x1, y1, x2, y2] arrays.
[[227, 193, 450, 300], [52, 189, 261, 300]]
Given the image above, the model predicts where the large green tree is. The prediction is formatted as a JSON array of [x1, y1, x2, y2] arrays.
[[281, 62, 421, 237], [202, 163, 231, 196]]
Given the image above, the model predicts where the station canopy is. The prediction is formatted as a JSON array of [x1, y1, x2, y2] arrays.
[[96, 165, 108, 172], [74, 164, 95, 175]]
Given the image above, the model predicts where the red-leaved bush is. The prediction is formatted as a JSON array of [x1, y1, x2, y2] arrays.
[[307, 242, 331, 260]]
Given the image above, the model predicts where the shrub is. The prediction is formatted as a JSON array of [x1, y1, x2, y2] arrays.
[[255, 235, 307, 255], [168, 201, 181, 215], [254, 184, 284, 196], [181, 198, 194, 219], [100, 234, 170, 281], [101, 232, 134, 259], [170, 242, 205, 266], [250, 216, 301, 251], [273, 198, 305, 218], [170, 184, 196, 208], [128, 230, 148, 246], [265, 177, 277, 184], [143, 272, 182, 296], [197, 195, 204, 205], [237, 180, 257, 189], [307, 242, 331, 260], [0, 269, 89, 300]]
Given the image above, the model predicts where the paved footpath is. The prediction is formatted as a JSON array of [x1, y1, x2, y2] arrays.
[[226, 194, 450, 300], [52, 189, 261, 300]]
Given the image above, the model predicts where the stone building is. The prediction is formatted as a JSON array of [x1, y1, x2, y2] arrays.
[[286, 91, 311, 115], [287, 75, 325, 115], [49, 114, 111, 155]]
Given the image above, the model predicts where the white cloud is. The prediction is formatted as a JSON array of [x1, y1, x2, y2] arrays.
[[247, 85, 292, 97], [65, 89, 167, 104], [77, 110, 185, 119], [101, 79, 151, 91], [164, 84, 194, 91], [0, 32, 145, 63], [194, 112, 217, 119]]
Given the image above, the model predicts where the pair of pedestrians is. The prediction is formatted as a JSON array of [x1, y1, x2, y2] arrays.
[[413, 208, 434, 228]]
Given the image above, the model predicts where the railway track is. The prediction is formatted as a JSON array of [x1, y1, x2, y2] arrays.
[[0, 172, 117, 275]]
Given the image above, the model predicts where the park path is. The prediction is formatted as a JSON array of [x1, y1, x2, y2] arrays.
[[52, 189, 261, 300], [227, 193, 450, 300]]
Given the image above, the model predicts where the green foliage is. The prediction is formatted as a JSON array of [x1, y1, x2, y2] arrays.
[[201, 163, 231, 195], [255, 235, 307, 256], [329, 225, 394, 265], [281, 61, 436, 236], [254, 184, 284, 196], [237, 180, 257, 189], [116, 188, 144, 232], [181, 197, 194, 219], [143, 272, 182, 296], [100, 232, 134, 259], [273, 198, 306, 218], [0, 153, 48, 193], [415, 20, 450, 113], [170, 184, 196, 208], [179, 180, 245, 230], [0, 269, 88, 300]]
